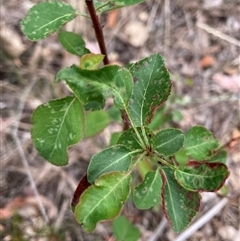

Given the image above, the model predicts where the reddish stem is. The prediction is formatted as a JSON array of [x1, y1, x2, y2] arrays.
[[85, 0, 109, 65]]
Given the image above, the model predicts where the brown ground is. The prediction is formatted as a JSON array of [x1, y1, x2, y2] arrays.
[[1, 0, 239, 241]]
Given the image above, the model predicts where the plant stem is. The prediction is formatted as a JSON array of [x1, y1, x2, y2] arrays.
[[85, 0, 109, 65], [154, 151, 175, 169]]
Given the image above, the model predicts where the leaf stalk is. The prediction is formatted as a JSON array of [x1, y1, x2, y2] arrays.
[[154, 151, 176, 170]]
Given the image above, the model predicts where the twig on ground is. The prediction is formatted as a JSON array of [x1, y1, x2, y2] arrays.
[[197, 22, 240, 47], [147, 0, 160, 31], [147, 217, 168, 241], [11, 78, 49, 223], [164, 0, 171, 52], [54, 200, 69, 230]]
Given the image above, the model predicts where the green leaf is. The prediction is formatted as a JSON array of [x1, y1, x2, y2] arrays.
[[175, 149, 188, 164], [21, 2, 76, 41], [175, 161, 229, 192], [71, 174, 91, 212], [112, 216, 140, 241], [58, 31, 90, 57], [31, 96, 84, 166], [110, 132, 123, 146], [87, 145, 133, 184], [95, 0, 145, 14], [75, 172, 131, 232], [85, 110, 111, 138], [128, 54, 171, 126], [153, 128, 184, 156], [84, 101, 104, 111], [184, 126, 219, 160], [55, 65, 133, 110], [172, 110, 183, 122], [80, 54, 105, 70], [209, 150, 227, 164], [107, 107, 122, 122], [160, 167, 200, 233], [218, 185, 228, 196], [147, 107, 165, 131], [133, 171, 162, 209], [118, 127, 154, 151]]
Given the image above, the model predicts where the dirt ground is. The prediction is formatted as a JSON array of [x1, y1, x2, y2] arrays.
[[1, 0, 239, 240]]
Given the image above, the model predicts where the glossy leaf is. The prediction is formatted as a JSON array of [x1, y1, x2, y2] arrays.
[[153, 128, 184, 156], [21, 2, 76, 41], [58, 31, 90, 57], [184, 126, 219, 160], [87, 145, 133, 184], [85, 110, 111, 138], [95, 0, 145, 14], [55, 65, 133, 110], [133, 171, 162, 209], [112, 216, 140, 241], [80, 53, 104, 70], [175, 161, 229, 192], [128, 54, 171, 126], [118, 127, 154, 151], [160, 167, 200, 233], [31, 96, 84, 166], [75, 172, 131, 232]]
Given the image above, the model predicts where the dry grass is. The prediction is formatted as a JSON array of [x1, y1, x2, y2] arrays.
[[1, 0, 239, 240]]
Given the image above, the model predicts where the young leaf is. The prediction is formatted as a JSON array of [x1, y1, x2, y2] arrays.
[[75, 172, 131, 232], [128, 54, 171, 126], [80, 54, 105, 70], [160, 167, 200, 233], [175, 161, 229, 192], [21, 2, 76, 41], [153, 128, 184, 156], [118, 127, 154, 151], [112, 216, 141, 241], [95, 0, 145, 14], [184, 126, 219, 160], [31, 96, 84, 166], [85, 110, 111, 138], [87, 145, 133, 184], [58, 31, 90, 57], [133, 170, 162, 209], [55, 65, 133, 110]]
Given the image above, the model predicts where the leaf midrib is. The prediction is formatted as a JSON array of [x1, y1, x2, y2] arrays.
[[82, 173, 130, 224], [48, 97, 76, 160], [155, 134, 182, 149], [176, 168, 225, 179], [185, 140, 217, 150], [34, 13, 75, 34]]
